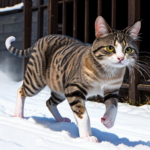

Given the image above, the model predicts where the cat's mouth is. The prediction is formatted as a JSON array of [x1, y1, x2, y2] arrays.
[[113, 61, 126, 67]]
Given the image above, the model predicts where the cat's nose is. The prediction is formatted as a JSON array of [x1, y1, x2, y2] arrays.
[[117, 57, 124, 61]]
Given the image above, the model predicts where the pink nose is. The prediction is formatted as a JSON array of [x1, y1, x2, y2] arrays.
[[117, 57, 124, 61]]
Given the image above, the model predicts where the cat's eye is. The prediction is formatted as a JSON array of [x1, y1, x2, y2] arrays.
[[125, 47, 132, 53], [106, 46, 115, 52]]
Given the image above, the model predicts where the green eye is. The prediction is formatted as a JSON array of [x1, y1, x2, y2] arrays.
[[106, 46, 114, 52], [126, 47, 132, 53]]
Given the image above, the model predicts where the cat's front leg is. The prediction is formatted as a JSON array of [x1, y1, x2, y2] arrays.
[[65, 85, 98, 142], [101, 97, 118, 129]]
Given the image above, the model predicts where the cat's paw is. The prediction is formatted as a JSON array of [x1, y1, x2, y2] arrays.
[[82, 135, 99, 143], [101, 105, 117, 129], [13, 114, 25, 119], [58, 117, 71, 123]]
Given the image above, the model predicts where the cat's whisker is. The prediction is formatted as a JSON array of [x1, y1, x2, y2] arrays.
[[135, 62, 150, 70], [133, 65, 146, 81], [139, 56, 150, 59], [102, 63, 111, 74], [138, 51, 150, 55], [105, 63, 111, 72], [135, 63, 150, 78], [135, 64, 150, 78], [134, 63, 149, 72], [135, 60, 147, 64]]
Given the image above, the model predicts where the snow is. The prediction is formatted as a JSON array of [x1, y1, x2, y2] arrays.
[[0, 3, 23, 13], [0, 71, 150, 150]]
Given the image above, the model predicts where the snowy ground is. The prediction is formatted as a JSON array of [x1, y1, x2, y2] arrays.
[[0, 71, 150, 150]]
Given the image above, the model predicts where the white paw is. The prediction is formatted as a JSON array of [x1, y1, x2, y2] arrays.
[[13, 113, 25, 119], [101, 105, 117, 129], [82, 136, 98, 143]]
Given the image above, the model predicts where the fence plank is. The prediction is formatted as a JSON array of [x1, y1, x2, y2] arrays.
[[97, 0, 102, 16], [73, 0, 77, 38], [111, 0, 116, 29], [137, 84, 150, 91], [47, 0, 58, 34], [62, 0, 66, 35], [9, 0, 13, 7], [84, 0, 89, 43], [128, 0, 141, 105], [22, 0, 32, 76], [13, 0, 18, 6], [58, 0, 73, 4], [37, 0, 44, 39], [1, 0, 4, 7]]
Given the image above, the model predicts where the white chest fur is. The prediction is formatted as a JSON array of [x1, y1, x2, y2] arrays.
[[86, 77, 123, 99], [86, 81, 107, 99]]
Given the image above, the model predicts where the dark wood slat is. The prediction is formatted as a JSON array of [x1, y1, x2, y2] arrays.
[[137, 84, 150, 91], [31, 5, 47, 10], [4, 0, 9, 7], [13, 0, 18, 6], [9, 0, 13, 7], [128, 0, 141, 105], [22, 0, 32, 77], [122, 83, 150, 91], [39, 0, 43, 5], [62, 0, 66, 35], [58, 0, 73, 4], [121, 83, 129, 89], [111, 0, 116, 29], [37, 8, 43, 39], [47, 0, 58, 34], [2, 0, 4, 7], [40, 5, 47, 8], [84, 0, 89, 43], [73, 0, 77, 38], [37, 0, 44, 39], [97, 0, 102, 16]]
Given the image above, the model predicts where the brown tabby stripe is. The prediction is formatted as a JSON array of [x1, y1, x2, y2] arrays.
[[65, 91, 85, 100], [65, 84, 87, 95]]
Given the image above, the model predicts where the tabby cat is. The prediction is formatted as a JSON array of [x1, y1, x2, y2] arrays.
[[5, 16, 141, 142]]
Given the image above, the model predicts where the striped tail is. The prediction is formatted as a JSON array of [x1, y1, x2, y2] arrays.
[[5, 36, 32, 58]]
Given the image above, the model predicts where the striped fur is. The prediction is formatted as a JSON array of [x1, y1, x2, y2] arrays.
[[6, 33, 137, 115], [5, 16, 141, 141]]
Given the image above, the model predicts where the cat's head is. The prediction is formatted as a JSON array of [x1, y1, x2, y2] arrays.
[[92, 16, 141, 68]]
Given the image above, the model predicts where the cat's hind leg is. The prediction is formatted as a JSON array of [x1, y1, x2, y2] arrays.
[[14, 83, 45, 118], [46, 91, 71, 123], [13, 86, 26, 118], [14, 57, 46, 118]]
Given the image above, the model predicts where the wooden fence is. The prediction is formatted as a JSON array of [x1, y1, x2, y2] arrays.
[[0, 0, 150, 105], [0, 0, 22, 7]]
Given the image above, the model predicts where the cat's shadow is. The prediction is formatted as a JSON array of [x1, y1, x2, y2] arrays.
[[26, 116, 150, 147]]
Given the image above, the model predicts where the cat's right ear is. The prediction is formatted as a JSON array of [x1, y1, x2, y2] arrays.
[[95, 16, 112, 38]]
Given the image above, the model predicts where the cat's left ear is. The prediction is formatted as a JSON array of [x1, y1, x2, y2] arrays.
[[125, 21, 141, 39]]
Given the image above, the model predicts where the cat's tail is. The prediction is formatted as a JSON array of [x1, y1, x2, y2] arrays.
[[5, 36, 32, 58]]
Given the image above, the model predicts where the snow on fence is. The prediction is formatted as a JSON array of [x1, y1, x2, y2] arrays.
[[0, 2, 23, 12]]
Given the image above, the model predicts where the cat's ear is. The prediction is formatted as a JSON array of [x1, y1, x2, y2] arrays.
[[95, 16, 112, 38], [125, 21, 141, 39]]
